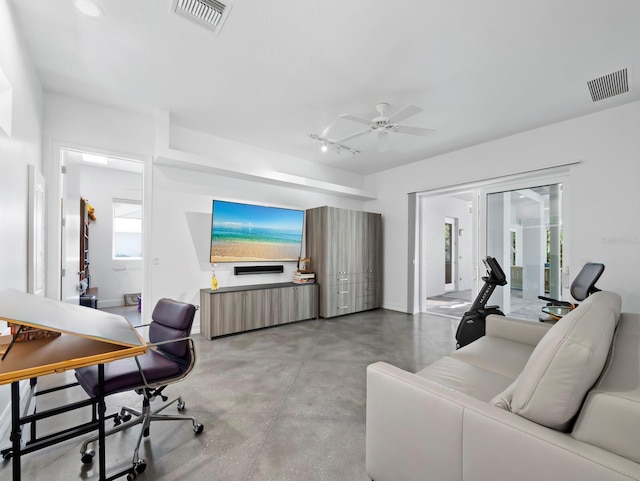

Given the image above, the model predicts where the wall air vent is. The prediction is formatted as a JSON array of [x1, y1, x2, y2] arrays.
[[172, 0, 231, 34], [587, 68, 629, 102]]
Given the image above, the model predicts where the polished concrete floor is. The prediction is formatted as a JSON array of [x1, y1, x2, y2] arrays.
[[0, 309, 458, 481], [426, 288, 545, 320]]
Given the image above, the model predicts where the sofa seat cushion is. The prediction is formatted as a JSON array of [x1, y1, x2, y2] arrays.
[[417, 357, 514, 402], [572, 313, 640, 463], [506, 291, 621, 431], [416, 335, 535, 402], [449, 335, 536, 379]]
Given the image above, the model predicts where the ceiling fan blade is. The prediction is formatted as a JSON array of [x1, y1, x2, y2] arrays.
[[320, 121, 336, 138], [394, 125, 436, 137], [335, 129, 371, 144], [378, 132, 391, 152], [339, 114, 373, 126], [387, 104, 422, 123]]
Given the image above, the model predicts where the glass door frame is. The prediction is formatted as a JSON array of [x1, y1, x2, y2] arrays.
[[478, 171, 571, 315]]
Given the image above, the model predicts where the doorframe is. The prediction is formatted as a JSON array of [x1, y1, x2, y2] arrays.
[[411, 187, 480, 315], [478, 171, 570, 313], [408, 163, 576, 315], [44, 139, 152, 318]]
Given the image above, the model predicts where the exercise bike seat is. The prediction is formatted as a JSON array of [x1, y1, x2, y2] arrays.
[[538, 262, 604, 321]]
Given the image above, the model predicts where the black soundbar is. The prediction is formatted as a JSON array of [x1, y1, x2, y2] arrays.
[[234, 265, 284, 275]]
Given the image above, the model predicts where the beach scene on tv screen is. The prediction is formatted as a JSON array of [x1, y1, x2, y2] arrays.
[[211, 201, 304, 263]]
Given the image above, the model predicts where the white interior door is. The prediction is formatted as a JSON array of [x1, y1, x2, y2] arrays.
[[61, 155, 81, 304]]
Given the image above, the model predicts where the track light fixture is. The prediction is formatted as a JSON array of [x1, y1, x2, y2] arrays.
[[308, 134, 360, 157]]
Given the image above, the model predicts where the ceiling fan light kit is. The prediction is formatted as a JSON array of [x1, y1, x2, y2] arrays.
[[308, 134, 360, 157], [309, 102, 435, 155]]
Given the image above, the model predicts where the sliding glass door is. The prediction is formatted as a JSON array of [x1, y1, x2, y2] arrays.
[[481, 181, 564, 319]]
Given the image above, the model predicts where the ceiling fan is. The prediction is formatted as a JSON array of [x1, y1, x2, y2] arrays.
[[336, 102, 435, 152]]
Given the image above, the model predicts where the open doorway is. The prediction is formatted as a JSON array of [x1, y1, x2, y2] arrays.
[[60, 149, 143, 325], [418, 191, 475, 318], [409, 166, 571, 319]]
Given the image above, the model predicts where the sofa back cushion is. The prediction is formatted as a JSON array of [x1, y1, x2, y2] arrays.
[[505, 291, 621, 431], [572, 312, 640, 463]]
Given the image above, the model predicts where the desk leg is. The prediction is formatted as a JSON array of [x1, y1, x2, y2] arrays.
[[11, 381, 21, 481], [98, 363, 106, 481]]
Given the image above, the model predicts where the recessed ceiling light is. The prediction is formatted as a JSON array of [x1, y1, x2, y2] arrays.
[[75, 0, 104, 17]]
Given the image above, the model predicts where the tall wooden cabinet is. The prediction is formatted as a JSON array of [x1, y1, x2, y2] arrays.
[[305, 206, 382, 318]]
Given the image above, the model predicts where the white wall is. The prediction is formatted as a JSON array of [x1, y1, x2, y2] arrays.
[[364, 100, 640, 314], [0, 0, 44, 441], [0, 0, 43, 292], [43, 93, 155, 301], [170, 125, 365, 191], [74, 163, 143, 307], [150, 164, 364, 331], [42, 94, 370, 330]]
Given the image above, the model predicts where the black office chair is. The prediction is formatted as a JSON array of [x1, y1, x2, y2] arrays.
[[75, 298, 203, 480], [539, 262, 605, 321]]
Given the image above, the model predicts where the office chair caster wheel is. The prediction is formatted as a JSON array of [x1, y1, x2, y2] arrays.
[[177, 400, 186, 411], [126, 460, 147, 480], [135, 459, 147, 474], [2, 450, 12, 460], [81, 449, 95, 464], [194, 423, 204, 434]]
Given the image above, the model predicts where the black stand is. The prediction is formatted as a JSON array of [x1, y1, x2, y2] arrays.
[[455, 256, 508, 349], [3, 365, 134, 481], [1, 326, 25, 362]]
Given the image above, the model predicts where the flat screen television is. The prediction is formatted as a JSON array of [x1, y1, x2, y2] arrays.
[[210, 200, 305, 263]]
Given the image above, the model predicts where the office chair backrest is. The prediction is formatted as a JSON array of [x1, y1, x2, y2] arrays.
[[570, 263, 605, 302], [150, 298, 196, 361]]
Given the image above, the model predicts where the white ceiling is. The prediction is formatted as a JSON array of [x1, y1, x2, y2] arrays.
[[10, 0, 640, 175]]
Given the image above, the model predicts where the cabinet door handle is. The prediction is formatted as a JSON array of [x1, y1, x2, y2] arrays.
[[338, 305, 349, 309], [338, 290, 349, 294], [338, 277, 349, 281]]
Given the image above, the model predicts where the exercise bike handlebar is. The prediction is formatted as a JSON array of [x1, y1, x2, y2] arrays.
[[467, 257, 507, 312], [482, 256, 508, 287]]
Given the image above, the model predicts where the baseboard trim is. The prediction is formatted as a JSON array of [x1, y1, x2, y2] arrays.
[[381, 301, 409, 314], [98, 299, 126, 309]]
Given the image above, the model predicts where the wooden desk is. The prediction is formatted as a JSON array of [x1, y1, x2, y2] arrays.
[[0, 288, 146, 481]]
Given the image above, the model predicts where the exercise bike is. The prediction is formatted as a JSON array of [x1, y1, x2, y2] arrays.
[[539, 262, 604, 322], [455, 256, 507, 349]]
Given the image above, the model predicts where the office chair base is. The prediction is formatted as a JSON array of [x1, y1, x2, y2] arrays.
[[79, 394, 204, 471]]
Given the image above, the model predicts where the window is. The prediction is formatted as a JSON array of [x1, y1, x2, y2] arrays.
[[113, 199, 142, 259]]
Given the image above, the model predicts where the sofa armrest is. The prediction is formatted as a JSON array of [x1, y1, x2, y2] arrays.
[[366, 361, 465, 481], [367, 361, 640, 481], [462, 404, 640, 481], [485, 314, 552, 346]]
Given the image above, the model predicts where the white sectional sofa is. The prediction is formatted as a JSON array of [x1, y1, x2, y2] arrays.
[[366, 291, 640, 481]]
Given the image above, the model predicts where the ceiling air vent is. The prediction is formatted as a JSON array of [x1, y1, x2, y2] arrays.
[[587, 68, 629, 102], [172, 0, 231, 34]]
